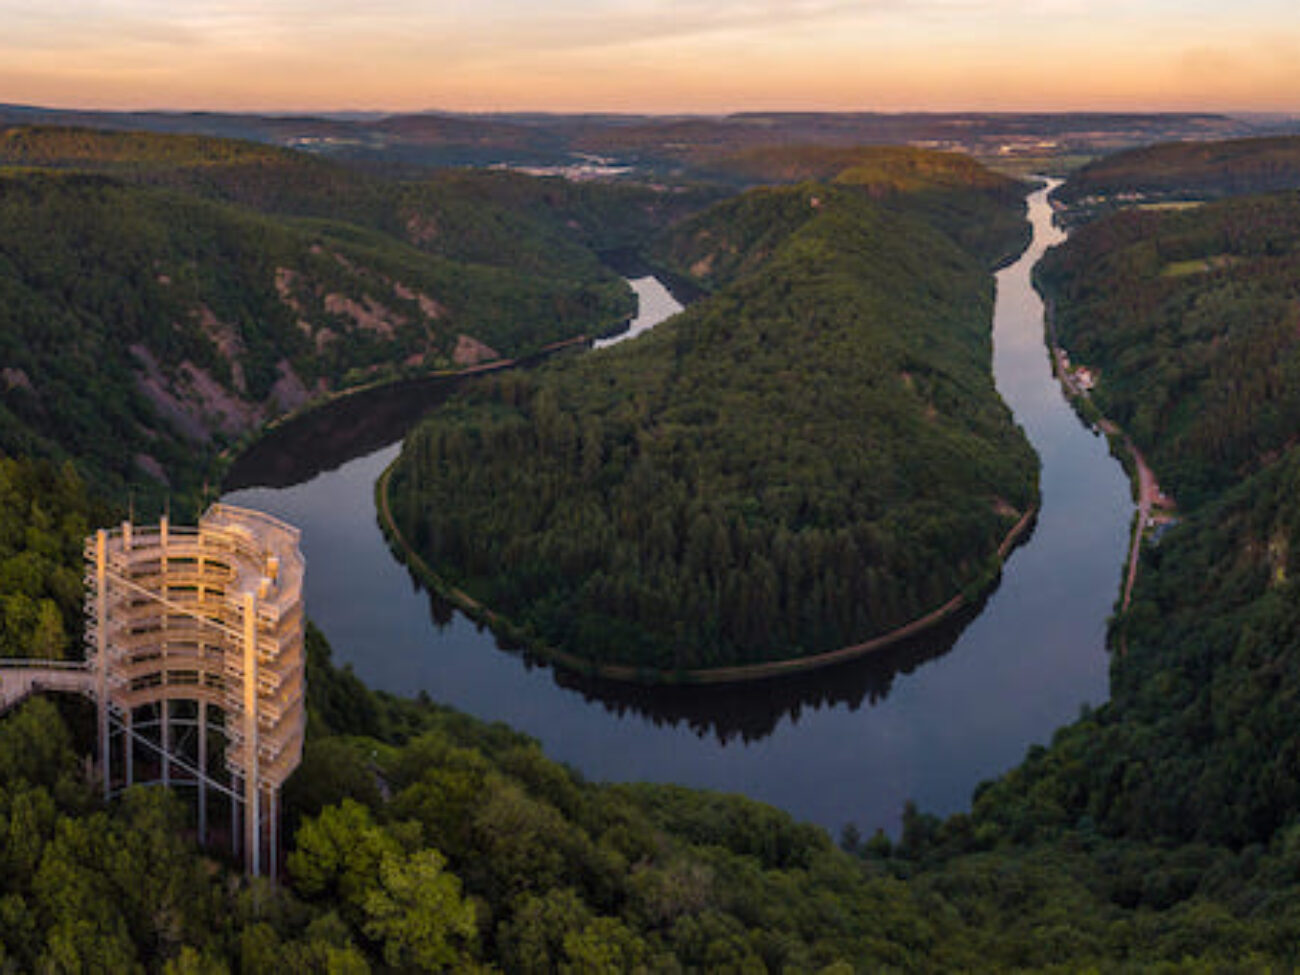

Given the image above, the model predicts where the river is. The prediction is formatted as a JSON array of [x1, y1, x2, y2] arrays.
[[223, 184, 1132, 836]]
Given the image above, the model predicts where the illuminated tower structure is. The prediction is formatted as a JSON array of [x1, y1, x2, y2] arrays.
[[85, 504, 306, 877]]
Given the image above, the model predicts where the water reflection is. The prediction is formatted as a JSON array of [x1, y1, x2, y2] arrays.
[[225, 375, 471, 491], [416, 580, 995, 745], [549, 599, 992, 744]]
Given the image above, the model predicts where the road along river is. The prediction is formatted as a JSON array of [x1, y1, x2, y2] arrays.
[[224, 185, 1132, 836]]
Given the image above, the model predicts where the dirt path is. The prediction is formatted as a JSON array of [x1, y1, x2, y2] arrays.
[[1121, 441, 1160, 612]]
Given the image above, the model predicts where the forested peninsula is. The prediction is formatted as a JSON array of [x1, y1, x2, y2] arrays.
[[385, 154, 1038, 675]]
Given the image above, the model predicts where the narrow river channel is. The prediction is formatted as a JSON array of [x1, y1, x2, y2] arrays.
[[224, 183, 1132, 836]]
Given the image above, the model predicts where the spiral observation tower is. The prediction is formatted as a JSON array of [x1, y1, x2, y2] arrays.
[[82, 504, 306, 877]]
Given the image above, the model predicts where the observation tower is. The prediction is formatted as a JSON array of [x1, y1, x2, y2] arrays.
[[84, 504, 306, 877]]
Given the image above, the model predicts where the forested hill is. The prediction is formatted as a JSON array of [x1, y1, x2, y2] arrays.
[[663, 145, 1030, 272], [1054, 135, 1300, 220], [0, 169, 627, 510], [386, 166, 1038, 674], [1037, 189, 1300, 507], [0, 127, 727, 511], [0, 126, 720, 277]]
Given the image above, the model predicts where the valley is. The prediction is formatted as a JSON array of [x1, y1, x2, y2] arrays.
[[219, 181, 1130, 844], [5, 120, 1300, 968]]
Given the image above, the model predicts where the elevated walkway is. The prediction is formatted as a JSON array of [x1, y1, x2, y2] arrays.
[[0, 659, 93, 714]]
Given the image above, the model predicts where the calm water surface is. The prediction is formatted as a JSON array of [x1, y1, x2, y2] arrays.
[[225, 185, 1131, 835]]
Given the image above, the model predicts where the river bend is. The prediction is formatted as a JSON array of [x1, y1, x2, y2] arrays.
[[224, 186, 1131, 835]]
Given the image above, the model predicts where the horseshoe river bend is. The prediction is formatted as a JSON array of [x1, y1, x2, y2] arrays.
[[222, 183, 1132, 838]]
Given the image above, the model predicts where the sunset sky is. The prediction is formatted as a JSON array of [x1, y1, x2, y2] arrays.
[[2, 0, 1297, 114]]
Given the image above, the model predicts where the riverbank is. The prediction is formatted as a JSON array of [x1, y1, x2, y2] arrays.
[[375, 456, 1039, 685], [218, 334, 593, 484], [1042, 300, 1176, 621]]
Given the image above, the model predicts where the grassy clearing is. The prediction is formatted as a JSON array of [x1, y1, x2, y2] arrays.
[[1161, 253, 1241, 277]]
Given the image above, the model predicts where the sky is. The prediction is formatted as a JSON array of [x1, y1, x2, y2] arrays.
[[1, 0, 1297, 114]]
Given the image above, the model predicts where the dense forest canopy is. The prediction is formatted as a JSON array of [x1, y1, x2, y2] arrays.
[[0, 458, 101, 662], [1037, 190, 1300, 507], [0, 127, 728, 512], [6, 445, 1300, 968], [386, 160, 1038, 673]]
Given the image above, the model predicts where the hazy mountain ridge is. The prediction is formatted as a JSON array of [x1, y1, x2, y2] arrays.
[[1, 103, 1289, 174]]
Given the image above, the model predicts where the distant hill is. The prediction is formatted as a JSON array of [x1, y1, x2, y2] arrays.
[[0, 126, 714, 276], [1054, 135, 1300, 219], [682, 144, 1007, 188], [0, 103, 1286, 173]]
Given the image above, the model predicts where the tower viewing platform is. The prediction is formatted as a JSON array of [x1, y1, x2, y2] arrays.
[[0, 503, 306, 877], [86, 503, 306, 876]]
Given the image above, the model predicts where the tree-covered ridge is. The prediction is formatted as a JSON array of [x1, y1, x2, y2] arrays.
[[0, 162, 633, 511], [1054, 135, 1300, 218], [657, 146, 1030, 277], [647, 184, 832, 292], [1037, 190, 1300, 507], [0, 125, 717, 285], [693, 144, 1012, 190], [0, 124, 294, 168], [387, 180, 1037, 672]]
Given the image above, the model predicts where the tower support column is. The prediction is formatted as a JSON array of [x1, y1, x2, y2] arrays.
[[95, 530, 109, 800], [243, 591, 260, 876], [198, 700, 208, 845]]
